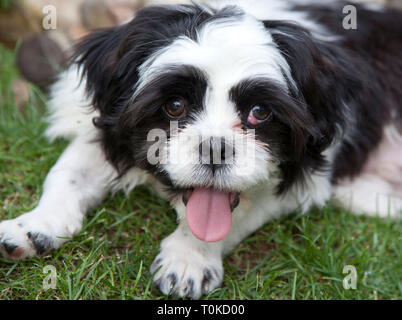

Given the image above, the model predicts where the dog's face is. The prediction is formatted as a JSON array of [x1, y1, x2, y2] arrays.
[[76, 4, 358, 241]]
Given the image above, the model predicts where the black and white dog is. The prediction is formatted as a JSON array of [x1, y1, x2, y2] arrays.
[[1, 0, 401, 298]]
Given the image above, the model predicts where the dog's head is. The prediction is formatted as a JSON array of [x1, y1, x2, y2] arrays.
[[75, 4, 359, 241]]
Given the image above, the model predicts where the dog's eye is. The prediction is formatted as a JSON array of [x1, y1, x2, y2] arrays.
[[164, 98, 187, 118], [248, 105, 272, 125]]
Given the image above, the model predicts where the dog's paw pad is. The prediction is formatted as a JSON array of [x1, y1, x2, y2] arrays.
[[151, 251, 223, 299], [2, 242, 18, 255], [1, 241, 26, 259], [0, 220, 55, 260], [0, 239, 31, 260]]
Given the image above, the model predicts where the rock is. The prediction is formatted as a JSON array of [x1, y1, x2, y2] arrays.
[[16, 32, 68, 87]]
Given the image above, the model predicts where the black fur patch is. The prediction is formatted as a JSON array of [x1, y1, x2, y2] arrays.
[[184, 278, 195, 297], [2, 242, 18, 255], [167, 273, 178, 289], [230, 78, 327, 194], [290, 1, 402, 183], [27, 232, 53, 255], [201, 268, 218, 292]]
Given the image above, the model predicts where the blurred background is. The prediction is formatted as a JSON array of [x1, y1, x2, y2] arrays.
[[0, 0, 401, 108]]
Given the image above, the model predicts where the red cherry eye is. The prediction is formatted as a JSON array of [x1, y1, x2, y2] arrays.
[[164, 98, 187, 118], [248, 105, 272, 125]]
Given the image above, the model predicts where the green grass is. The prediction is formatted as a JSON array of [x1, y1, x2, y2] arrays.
[[0, 45, 401, 300]]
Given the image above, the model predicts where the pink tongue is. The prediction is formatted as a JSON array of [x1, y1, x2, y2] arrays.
[[186, 188, 232, 242]]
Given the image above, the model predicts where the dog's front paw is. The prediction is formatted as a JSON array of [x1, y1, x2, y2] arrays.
[[151, 246, 223, 299], [0, 215, 56, 260]]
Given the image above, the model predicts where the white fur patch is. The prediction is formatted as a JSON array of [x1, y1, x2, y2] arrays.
[[137, 14, 292, 94], [334, 125, 402, 218], [45, 65, 98, 141]]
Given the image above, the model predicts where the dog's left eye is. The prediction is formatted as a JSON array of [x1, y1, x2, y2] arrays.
[[248, 105, 272, 125], [164, 98, 187, 118]]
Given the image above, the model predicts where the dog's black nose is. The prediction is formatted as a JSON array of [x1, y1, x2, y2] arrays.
[[199, 137, 234, 169]]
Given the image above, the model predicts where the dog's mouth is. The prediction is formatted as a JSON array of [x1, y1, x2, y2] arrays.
[[182, 188, 240, 242]]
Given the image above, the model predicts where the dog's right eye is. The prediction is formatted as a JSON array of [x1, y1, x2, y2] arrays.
[[164, 98, 187, 118]]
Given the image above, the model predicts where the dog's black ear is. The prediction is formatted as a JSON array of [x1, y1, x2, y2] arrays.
[[73, 24, 128, 114], [263, 21, 365, 193], [264, 21, 361, 148]]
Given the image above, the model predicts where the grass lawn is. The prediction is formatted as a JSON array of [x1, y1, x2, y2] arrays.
[[0, 45, 401, 300]]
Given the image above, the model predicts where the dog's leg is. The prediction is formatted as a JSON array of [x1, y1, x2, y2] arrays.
[[150, 197, 287, 298], [151, 225, 224, 299], [333, 174, 402, 219], [150, 181, 329, 298], [151, 202, 225, 299], [0, 137, 117, 260], [333, 126, 402, 219], [150, 203, 281, 299]]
